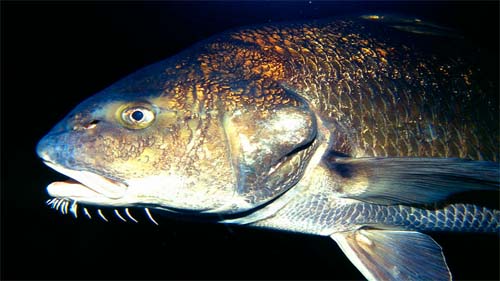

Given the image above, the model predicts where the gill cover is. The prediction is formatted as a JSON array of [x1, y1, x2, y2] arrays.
[[223, 84, 317, 207]]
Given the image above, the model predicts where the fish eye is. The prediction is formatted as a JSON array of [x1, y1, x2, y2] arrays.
[[120, 105, 155, 129], [131, 110, 144, 122]]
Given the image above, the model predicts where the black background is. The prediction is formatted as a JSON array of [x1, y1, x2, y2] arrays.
[[2, 1, 499, 280]]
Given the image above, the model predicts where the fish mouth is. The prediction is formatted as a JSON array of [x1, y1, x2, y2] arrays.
[[43, 161, 128, 201]]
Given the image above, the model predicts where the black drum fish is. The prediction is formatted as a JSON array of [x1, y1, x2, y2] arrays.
[[36, 15, 499, 280]]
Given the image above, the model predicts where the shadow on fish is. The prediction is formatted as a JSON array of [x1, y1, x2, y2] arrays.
[[36, 14, 499, 281]]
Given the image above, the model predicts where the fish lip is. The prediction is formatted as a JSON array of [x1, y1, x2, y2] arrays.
[[42, 160, 128, 200]]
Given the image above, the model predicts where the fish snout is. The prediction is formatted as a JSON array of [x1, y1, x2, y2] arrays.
[[36, 134, 51, 161], [37, 119, 82, 168], [36, 131, 72, 166], [37, 109, 103, 162]]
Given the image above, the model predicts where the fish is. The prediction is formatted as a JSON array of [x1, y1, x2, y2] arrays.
[[36, 15, 499, 280]]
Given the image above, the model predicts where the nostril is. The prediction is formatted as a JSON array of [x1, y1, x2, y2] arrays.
[[83, 120, 100, 130], [72, 119, 100, 131]]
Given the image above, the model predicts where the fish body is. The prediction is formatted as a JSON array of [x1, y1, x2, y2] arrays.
[[37, 15, 499, 280]]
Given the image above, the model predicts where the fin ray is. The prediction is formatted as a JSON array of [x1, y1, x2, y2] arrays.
[[331, 229, 451, 281], [325, 157, 499, 205]]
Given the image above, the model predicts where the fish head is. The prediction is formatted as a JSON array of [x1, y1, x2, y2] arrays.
[[37, 59, 319, 216]]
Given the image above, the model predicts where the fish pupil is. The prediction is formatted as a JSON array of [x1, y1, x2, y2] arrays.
[[131, 110, 144, 121]]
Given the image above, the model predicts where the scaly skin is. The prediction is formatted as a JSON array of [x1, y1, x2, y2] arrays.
[[38, 16, 498, 225], [175, 18, 498, 233], [200, 19, 498, 160], [247, 161, 499, 235], [51, 17, 497, 175]]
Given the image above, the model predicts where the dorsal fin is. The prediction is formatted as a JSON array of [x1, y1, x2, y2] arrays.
[[360, 13, 463, 38]]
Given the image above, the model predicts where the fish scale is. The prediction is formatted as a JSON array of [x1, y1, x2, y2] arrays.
[[228, 20, 498, 160], [349, 203, 500, 233], [250, 174, 499, 234]]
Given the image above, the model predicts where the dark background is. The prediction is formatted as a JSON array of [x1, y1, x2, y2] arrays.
[[2, 1, 499, 280]]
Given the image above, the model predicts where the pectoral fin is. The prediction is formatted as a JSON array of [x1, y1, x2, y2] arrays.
[[325, 156, 499, 205], [331, 229, 451, 281]]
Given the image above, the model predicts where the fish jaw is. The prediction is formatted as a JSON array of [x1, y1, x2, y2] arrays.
[[41, 160, 251, 213], [41, 160, 130, 206], [37, 144, 248, 213]]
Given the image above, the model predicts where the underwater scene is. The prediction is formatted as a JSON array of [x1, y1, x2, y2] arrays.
[[2, 1, 499, 280]]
